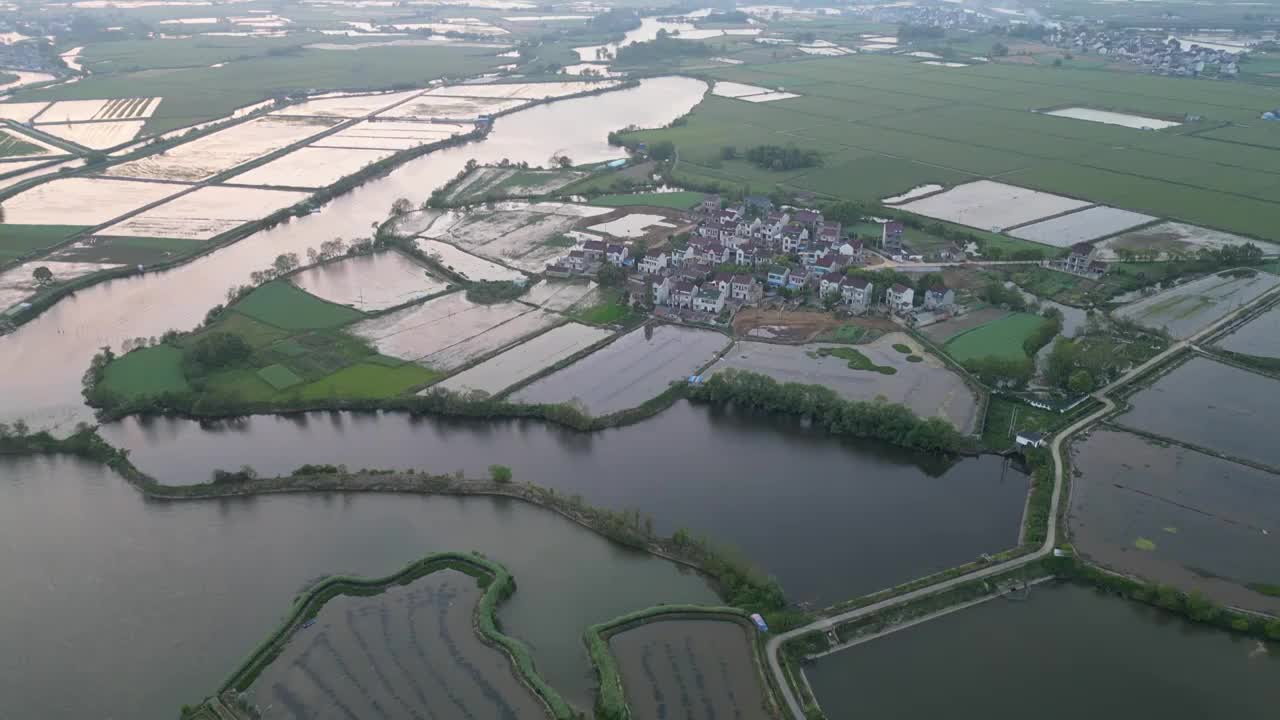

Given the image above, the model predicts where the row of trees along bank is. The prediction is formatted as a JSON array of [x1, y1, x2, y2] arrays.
[[687, 369, 967, 453]]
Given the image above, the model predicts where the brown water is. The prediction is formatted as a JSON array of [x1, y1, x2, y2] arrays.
[[0, 454, 717, 719], [0, 76, 707, 430], [806, 583, 1280, 720], [608, 618, 770, 720]]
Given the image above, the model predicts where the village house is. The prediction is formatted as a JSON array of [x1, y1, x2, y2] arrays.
[[786, 267, 809, 290], [939, 244, 965, 263], [735, 241, 763, 267], [836, 238, 865, 264], [730, 274, 762, 303], [650, 276, 671, 305], [668, 280, 697, 308], [882, 221, 904, 254], [886, 283, 914, 313], [840, 276, 873, 314], [708, 271, 733, 296], [605, 243, 628, 266], [792, 208, 823, 228], [640, 248, 669, 274], [564, 249, 589, 273], [680, 261, 713, 283], [1064, 242, 1095, 274], [766, 265, 790, 287], [923, 286, 955, 310], [1016, 431, 1047, 449], [692, 286, 726, 314], [781, 223, 809, 253], [580, 239, 606, 261], [810, 254, 843, 277], [755, 212, 789, 244]]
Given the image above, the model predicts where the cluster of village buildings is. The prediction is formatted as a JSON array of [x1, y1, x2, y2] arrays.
[[1048, 27, 1249, 78]]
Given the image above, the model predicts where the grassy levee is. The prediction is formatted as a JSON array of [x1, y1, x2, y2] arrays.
[[584, 605, 773, 720], [211, 551, 575, 720]]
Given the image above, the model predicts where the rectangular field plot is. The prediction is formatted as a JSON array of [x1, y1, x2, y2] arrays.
[[0, 260, 123, 309], [1217, 305, 1280, 358], [1070, 428, 1280, 614], [246, 570, 547, 720], [271, 89, 426, 118], [896, 180, 1092, 232], [229, 146, 396, 188], [0, 128, 56, 157], [1093, 221, 1279, 261], [290, 251, 450, 312], [377, 94, 527, 121], [608, 618, 771, 720], [101, 186, 310, 240], [352, 293, 553, 370], [426, 80, 618, 100], [0, 177, 187, 226], [1044, 107, 1181, 130], [709, 334, 979, 431], [1008, 206, 1157, 247], [35, 97, 159, 123], [522, 279, 598, 311], [421, 206, 585, 273], [511, 324, 731, 416], [105, 116, 340, 181], [1113, 270, 1280, 339], [1117, 356, 1280, 468], [311, 120, 471, 151], [437, 322, 612, 396], [943, 312, 1046, 362], [0, 102, 51, 122], [415, 238, 528, 281], [35, 120, 146, 149]]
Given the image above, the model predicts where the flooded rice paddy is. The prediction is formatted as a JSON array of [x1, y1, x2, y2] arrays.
[[249, 570, 548, 719], [806, 583, 1279, 720], [609, 618, 771, 720], [288, 250, 451, 312], [0, 76, 707, 429], [437, 321, 612, 396], [0, 454, 715, 719], [1117, 355, 1280, 468], [1113, 270, 1280, 339], [1069, 428, 1280, 613], [99, 401, 1028, 606], [1216, 302, 1280, 358]]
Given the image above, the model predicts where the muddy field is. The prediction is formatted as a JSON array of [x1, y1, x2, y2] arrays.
[[377, 94, 527, 121], [522, 279, 599, 311], [896, 180, 1092, 232], [271, 89, 425, 119], [415, 239, 528, 282], [101, 186, 310, 240], [230, 146, 396, 188], [609, 618, 771, 720], [0, 260, 123, 310], [709, 333, 979, 431], [420, 205, 608, 273], [511, 324, 730, 416], [427, 80, 619, 100], [36, 120, 146, 150], [1118, 355, 1280, 468], [1113, 270, 1280, 339], [105, 116, 340, 181], [437, 322, 613, 396], [1094, 221, 1280, 260], [247, 569, 548, 720], [311, 120, 471, 151], [290, 251, 450, 312], [732, 308, 892, 342], [0, 177, 186, 226], [1069, 428, 1280, 614], [353, 292, 556, 371]]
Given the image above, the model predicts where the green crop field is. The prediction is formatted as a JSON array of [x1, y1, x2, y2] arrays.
[[99, 345, 190, 398], [12, 44, 502, 134], [623, 53, 1280, 240], [233, 281, 364, 331], [0, 130, 47, 158], [943, 312, 1044, 362], [48, 235, 206, 266], [256, 363, 304, 390], [0, 225, 88, 261], [297, 361, 438, 399], [589, 191, 704, 210]]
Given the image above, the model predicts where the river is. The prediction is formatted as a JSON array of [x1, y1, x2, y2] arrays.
[[0, 76, 708, 430], [806, 583, 1279, 719], [0, 454, 717, 719], [100, 401, 1029, 608]]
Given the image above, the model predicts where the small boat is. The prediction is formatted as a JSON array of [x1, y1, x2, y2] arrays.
[[301, 619, 316, 629]]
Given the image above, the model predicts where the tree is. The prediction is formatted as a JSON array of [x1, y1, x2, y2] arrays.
[[992, 42, 1009, 57], [489, 464, 513, 483], [272, 252, 300, 276], [647, 141, 676, 162], [32, 266, 53, 286], [597, 264, 626, 287], [720, 145, 738, 160], [1068, 368, 1094, 394], [556, 155, 573, 168], [390, 197, 413, 216], [11, 419, 28, 437], [914, 272, 944, 301]]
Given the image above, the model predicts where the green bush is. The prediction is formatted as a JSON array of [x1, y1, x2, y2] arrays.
[[892, 343, 911, 354]]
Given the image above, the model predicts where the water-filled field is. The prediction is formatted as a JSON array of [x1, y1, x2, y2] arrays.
[[1113, 270, 1280, 339]]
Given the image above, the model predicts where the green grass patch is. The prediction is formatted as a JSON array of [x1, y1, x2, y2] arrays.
[[99, 344, 189, 398], [907, 354, 923, 362], [195, 312, 291, 349], [815, 324, 869, 344], [1247, 582, 1280, 598], [256, 363, 303, 390], [980, 395, 1062, 450], [542, 235, 575, 248], [588, 191, 705, 210], [0, 129, 49, 158], [943, 312, 1044, 362], [233, 281, 364, 331], [0, 225, 87, 261], [1134, 537, 1157, 552], [570, 290, 633, 325], [816, 346, 896, 374], [892, 343, 911, 354], [49, 235, 206, 266], [297, 362, 438, 400]]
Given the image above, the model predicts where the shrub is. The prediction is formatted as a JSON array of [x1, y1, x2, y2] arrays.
[[489, 464, 513, 483]]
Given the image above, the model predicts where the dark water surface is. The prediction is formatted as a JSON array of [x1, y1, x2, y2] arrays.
[[101, 401, 1029, 606], [0, 454, 716, 719], [807, 583, 1280, 720]]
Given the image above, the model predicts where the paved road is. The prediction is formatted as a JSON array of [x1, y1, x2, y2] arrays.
[[764, 288, 1276, 719]]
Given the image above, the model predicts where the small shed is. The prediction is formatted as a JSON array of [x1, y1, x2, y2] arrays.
[[1015, 431, 1047, 449]]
